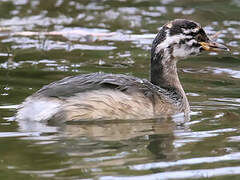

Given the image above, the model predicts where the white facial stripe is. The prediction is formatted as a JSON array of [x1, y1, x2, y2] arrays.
[[155, 32, 192, 53], [182, 27, 200, 34], [186, 39, 197, 46], [172, 46, 189, 58], [172, 44, 200, 58]]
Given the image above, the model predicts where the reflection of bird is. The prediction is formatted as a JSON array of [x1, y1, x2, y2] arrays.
[[17, 19, 229, 122]]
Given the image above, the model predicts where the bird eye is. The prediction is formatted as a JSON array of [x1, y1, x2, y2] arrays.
[[195, 34, 203, 42]]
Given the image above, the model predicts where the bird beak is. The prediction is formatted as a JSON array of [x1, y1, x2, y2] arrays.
[[199, 41, 230, 52]]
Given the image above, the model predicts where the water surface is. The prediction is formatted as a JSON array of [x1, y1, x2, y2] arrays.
[[0, 0, 240, 179]]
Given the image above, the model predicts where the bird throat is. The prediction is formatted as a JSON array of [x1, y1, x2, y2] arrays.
[[150, 49, 186, 100]]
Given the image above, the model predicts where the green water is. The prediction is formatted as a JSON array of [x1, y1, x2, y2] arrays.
[[0, 0, 240, 179]]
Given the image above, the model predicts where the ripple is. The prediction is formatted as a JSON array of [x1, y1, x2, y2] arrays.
[[210, 98, 240, 104], [0, 132, 40, 138], [228, 136, 240, 142], [13, 0, 28, 5], [209, 67, 240, 79], [173, 7, 195, 15], [149, 6, 167, 14], [161, 0, 175, 4], [84, 152, 129, 162], [0, 61, 20, 69], [175, 128, 236, 138], [70, 44, 117, 51], [223, 20, 240, 26], [130, 152, 240, 170], [101, 166, 240, 180], [173, 128, 237, 148], [19, 168, 67, 178]]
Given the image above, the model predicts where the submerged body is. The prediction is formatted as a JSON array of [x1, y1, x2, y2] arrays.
[[17, 73, 188, 121], [16, 19, 229, 122]]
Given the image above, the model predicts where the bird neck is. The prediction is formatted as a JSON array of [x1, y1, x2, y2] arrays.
[[150, 50, 187, 102]]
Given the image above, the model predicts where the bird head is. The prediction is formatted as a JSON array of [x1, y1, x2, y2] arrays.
[[152, 19, 229, 60]]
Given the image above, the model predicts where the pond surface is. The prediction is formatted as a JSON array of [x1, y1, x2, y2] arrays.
[[0, 0, 240, 179]]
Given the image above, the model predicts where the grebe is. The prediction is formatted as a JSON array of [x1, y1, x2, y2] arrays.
[[16, 19, 229, 122]]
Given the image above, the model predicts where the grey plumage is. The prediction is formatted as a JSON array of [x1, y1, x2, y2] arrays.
[[35, 72, 180, 102]]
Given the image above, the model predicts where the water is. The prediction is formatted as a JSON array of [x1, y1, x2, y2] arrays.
[[0, 0, 240, 179]]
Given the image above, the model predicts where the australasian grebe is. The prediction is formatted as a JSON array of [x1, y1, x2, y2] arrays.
[[16, 19, 229, 122]]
